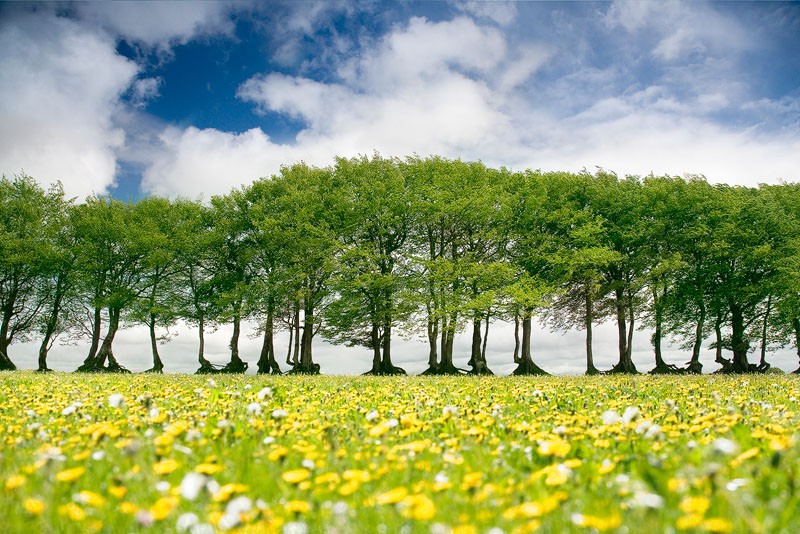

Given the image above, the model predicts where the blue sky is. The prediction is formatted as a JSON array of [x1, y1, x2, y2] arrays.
[[1, 1, 798, 202]]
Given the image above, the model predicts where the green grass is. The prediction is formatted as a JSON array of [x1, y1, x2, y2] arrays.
[[1, 373, 798, 533]]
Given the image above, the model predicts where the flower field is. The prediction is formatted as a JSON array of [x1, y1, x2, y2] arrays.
[[1, 374, 799, 533]]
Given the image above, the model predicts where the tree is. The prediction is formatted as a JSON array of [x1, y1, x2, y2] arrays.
[[75, 198, 147, 373], [537, 172, 620, 375], [126, 197, 183, 373], [0, 175, 64, 370], [273, 163, 342, 374], [323, 155, 413, 375], [35, 188, 80, 371], [171, 199, 220, 373]]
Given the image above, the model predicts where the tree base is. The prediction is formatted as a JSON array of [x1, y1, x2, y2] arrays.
[[585, 366, 601, 376], [363, 362, 407, 376], [684, 360, 703, 374], [0, 360, 17, 371], [76, 362, 131, 374], [607, 360, 639, 374], [286, 362, 321, 375], [143, 366, 164, 374], [650, 362, 685, 375], [512, 358, 548, 376], [793, 366, 800, 375], [257, 366, 283, 375], [36, 367, 54, 373], [420, 362, 466, 375]]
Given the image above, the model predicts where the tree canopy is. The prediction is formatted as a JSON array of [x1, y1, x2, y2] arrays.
[[1, 158, 798, 375]]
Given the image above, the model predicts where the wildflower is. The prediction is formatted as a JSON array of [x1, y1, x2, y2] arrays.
[[56, 467, 86, 483], [74, 490, 106, 507], [272, 409, 288, 419], [571, 513, 622, 531], [150, 496, 179, 520], [59, 502, 87, 521], [374, 487, 409, 504], [283, 522, 309, 534], [176, 512, 200, 533], [537, 438, 570, 457], [23, 497, 46, 515], [153, 458, 180, 475], [622, 406, 640, 424], [399, 494, 436, 521], [247, 402, 262, 415], [5, 474, 25, 490], [679, 496, 710, 515], [108, 393, 125, 408], [711, 438, 738, 455], [257, 387, 272, 400], [286, 500, 311, 514], [180, 472, 207, 500], [365, 409, 379, 422], [109, 485, 127, 499], [282, 468, 311, 484], [195, 463, 224, 474], [602, 410, 621, 425]]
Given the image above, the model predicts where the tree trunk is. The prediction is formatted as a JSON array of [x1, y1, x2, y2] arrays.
[[758, 295, 771, 371], [468, 315, 492, 375], [292, 304, 301, 366], [0, 336, 15, 371], [685, 301, 705, 374], [792, 317, 800, 374], [79, 307, 129, 373], [37, 272, 68, 372], [195, 314, 214, 372], [729, 304, 751, 373], [85, 305, 102, 364], [610, 287, 637, 373], [512, 312, 547, 375], [585, 291, 598, 375], [285, 313, 294, 366], [369, 323, 381, 374], [379, 321, 405, 375], [421, 314, 440, 374], [223, 310, 247, 373], [257, 304, 281, 375], [145, 313, 164, 373], [289, 300, 320, 374], [513, 313, 521, 363]]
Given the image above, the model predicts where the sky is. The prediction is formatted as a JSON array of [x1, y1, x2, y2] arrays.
[[1, 1, 799, 373]]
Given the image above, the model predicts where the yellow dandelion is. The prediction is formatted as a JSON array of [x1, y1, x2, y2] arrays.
[[701, 518, 734, 533], [195, 463, 224, 474], [153, 458, 180, 475], [400, 494, 436, 521], [342, 470, 371, 483], [23, 497, 46, 515], [109, 485, 127, 499], [56, 467, 86, 483], [374, 487, 409, 505], [285, 500, 311, 514], [282, 468, 311, 484], [679, 496, 710, 516], [76, 490, 106, 507], [58, 502, 86, 521], [150, 496, 179, 520], [5, 474, 26, 491]]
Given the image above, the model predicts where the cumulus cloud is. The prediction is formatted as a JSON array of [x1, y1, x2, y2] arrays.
[[75, 1, 235, 48], [0, 12, 138, 197]]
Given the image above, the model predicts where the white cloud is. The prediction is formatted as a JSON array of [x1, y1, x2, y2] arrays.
[[131, 77, 163, 108], [0, 12, 138, 197], [75, 1, 235, 48], [453, 1, 518, 27], [142, 127, 297, 199]]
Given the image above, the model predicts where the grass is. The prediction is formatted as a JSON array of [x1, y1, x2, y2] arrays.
[[0, 373, 798, 533]]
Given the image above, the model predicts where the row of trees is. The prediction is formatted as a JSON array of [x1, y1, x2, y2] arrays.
[[1, 155, 799, 375]]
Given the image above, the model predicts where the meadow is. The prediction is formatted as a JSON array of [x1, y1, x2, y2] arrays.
[[1, 373, 798, 533]]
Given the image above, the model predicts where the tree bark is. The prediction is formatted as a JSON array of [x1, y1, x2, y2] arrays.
[[0, 337, 15, 371], [758, 295, 771, 371], [257, 304, 281, 375], [793, 317, 800, 374], [729, 304, 751, 373], [512, 312, 547, 375], [85, 305, 102, 364], [685, 302, 705, 374], [78, 307, 129, 372], [513, 313, 521, 363], [145, 313, 164, 373], [585, 291, 598, 375], [37, 271, 68, 372], [468, 315, 492, 375], [195, 313, 215, 373], [223, 309, 247, 373], [610, 287, 637, 373], [289, 299, 320, 374]]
